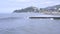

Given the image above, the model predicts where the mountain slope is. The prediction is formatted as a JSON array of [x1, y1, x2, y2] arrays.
[[13, 6, 40, 13]]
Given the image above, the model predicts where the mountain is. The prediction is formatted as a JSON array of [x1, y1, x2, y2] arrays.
[[13, 4, 60, 15], [46, 5, 60, 9], [44, 4, 60, 12], [39, 4, 60, 15], [13, 6, 40, 13]]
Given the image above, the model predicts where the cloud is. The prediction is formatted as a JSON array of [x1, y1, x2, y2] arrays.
[[40, 1, 53, 4], [0, 0, 60, 13], [8, 0, 31, 2]]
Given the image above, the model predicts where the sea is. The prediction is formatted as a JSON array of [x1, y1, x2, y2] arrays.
[[0, 13, 60, 34]]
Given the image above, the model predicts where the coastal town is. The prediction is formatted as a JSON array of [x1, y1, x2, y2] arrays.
[[14, 4, 60, 15]]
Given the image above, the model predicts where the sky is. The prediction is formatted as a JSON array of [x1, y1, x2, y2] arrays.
[[0, 0, 60, 13]]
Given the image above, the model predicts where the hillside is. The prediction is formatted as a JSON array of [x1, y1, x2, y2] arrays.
[[45, 4, 60, 12], [13, 6, 40, 13], [13, 5, 60, 15]]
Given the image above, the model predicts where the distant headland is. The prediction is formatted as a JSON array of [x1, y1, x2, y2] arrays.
[[13, 4, 60, 15]]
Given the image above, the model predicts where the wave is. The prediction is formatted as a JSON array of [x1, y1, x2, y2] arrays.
[[0, 17, 21, 20]]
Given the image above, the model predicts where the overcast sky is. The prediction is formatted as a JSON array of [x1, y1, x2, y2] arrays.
[[0, 0, 60, 13]]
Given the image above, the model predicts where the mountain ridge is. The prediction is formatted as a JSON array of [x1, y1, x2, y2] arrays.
[[13, 4, 60, 15]]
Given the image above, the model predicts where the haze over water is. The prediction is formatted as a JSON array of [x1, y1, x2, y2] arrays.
[[0, 13, 60, 34]]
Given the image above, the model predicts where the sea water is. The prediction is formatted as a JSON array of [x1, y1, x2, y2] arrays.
[[0, 13, 60, 34]]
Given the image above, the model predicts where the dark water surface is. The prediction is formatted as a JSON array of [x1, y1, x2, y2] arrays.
[[0, 13, 60, 34]]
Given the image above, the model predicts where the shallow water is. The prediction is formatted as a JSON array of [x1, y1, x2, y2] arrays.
[[0, 13, 60, 34]]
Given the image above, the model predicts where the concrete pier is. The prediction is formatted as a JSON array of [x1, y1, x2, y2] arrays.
[[29, 17, 60, 19]]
